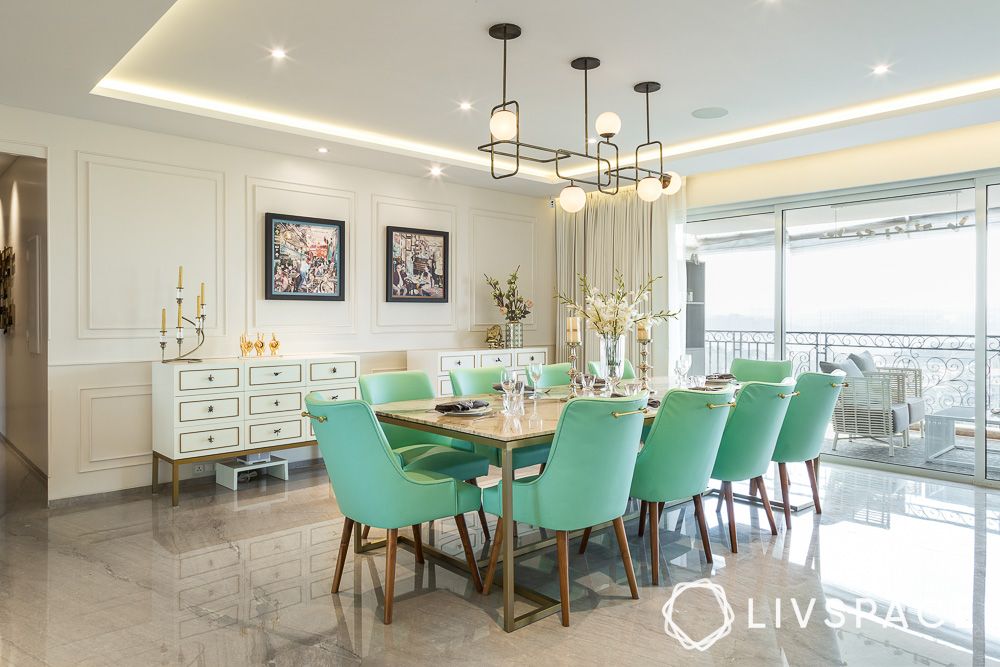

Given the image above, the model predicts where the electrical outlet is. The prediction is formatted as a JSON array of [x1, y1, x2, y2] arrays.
[[193, 464, 206, 474]]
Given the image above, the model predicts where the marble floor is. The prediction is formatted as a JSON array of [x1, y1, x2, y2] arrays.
[[1, 442, 998, 666]]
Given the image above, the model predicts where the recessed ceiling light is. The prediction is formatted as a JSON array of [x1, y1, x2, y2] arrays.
[[459, 101, 472, 111], [317, 147, 328, 154], [692, 107, 729, 119], [270, 48, 287, 60], [429, 166, 443, 177], [872, 63, 891, 76]]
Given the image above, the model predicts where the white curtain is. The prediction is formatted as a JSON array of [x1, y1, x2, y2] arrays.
[[555, 187, 687, 377]]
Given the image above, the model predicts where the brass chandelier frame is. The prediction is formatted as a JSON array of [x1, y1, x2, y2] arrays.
[[477, 23, 671, 193]]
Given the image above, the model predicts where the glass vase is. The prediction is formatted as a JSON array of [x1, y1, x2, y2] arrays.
[[504, 321, 524, 349], [599, 334, 626, 389]]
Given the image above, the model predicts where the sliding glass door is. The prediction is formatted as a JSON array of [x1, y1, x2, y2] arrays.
[[986, 184, 1000, 481]]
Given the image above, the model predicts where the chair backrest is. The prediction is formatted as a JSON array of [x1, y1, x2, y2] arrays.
[[730, 358, 793, 383], [358, 370, 450, 448], [449, 366, 502, 397], [712, 380, 797, 482], [526, 362, 572, 389], [772, 372, 845, 463], [529, 395, 647, 530], [585, 358, 636, 380], [631, 387, 736, 503], [305, 396, 459, 529]]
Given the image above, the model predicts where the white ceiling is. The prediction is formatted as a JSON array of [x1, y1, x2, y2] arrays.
[[4, 0, 1000, 196]]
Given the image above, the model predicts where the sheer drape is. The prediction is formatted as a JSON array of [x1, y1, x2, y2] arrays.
[[555, 188, 687, 374]]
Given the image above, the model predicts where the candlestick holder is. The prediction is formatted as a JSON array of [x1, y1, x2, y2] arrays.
[[637, 339, 654, 393], [159, 282, 208, 363], [567, 341, 581, 399]]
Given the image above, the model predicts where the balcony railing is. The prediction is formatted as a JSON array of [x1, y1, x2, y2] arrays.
[[704, 329, 1000, 414]]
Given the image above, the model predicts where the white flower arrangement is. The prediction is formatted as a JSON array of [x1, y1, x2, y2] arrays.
[[558, 273, 678, 337]]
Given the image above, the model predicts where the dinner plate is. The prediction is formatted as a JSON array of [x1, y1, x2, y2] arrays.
[[440, 407, 492, 417]]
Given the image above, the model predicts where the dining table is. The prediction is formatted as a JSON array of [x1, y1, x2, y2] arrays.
[[367, 378, 736, 632]]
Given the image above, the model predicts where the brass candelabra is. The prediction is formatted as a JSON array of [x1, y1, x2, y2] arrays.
[[158, 265, 207, 363], [567, 341, 581, 399], [638, 339, 653, 393]]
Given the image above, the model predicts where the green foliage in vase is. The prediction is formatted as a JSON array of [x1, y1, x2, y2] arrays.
[[485, 266, 533, 323]]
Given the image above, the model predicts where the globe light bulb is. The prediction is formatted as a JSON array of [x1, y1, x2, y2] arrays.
[[559, 185, 586, 213], [489, 109, 518, 141], [637, 176, 663, 202], [595, 111, 622, 138], [662, 171, 684, 195]]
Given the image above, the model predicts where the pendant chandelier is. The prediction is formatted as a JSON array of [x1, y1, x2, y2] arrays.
[[478, 23, 683, 213]]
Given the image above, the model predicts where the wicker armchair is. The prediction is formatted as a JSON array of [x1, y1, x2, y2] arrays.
[[825, 355, 924, 457]]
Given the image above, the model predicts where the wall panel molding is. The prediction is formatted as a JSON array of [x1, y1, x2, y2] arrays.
[[470, 208, 537, 332], [76, 152, 226, 339], [78, 383, 152, 473]]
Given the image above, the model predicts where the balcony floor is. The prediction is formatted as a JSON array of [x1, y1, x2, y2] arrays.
[[820, 432, 1000, 478]]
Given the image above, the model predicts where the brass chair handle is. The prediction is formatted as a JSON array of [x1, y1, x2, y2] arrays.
[[612, 408, 648, 418], [831, 382, 849, 388], [301, 410, 328, 423], [779, 391, 801, 399], [707, 401, 736, 409]]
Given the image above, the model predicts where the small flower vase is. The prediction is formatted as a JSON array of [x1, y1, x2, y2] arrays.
[[504, 321, 524, 349], [599, 334, 626, 389]]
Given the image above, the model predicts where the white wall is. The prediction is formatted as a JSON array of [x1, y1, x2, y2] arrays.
[[0, 155, 48, 473], [0, 104, 554, 501]]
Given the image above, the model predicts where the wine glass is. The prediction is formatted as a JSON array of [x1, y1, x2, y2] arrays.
[[675, 354, 693, 386], [526, 363, 543, 403], [500, 367, 518, 414]]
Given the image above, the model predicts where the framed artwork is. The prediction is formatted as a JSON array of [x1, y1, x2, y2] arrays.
[[264, 213, 345, 301], [385, 226, 449, 303]]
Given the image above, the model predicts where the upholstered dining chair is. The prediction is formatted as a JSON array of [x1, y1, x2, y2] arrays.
[[305, 395, 483, 625], [770, 371, 846, 526], [526, 362, 572, 389], [359, 370, 491, 537], [729, 358, 793, 384], [578, 387, 735, 584], [586, 359, 636, 380], [711, 379, 797, 553], [480, 395, 647, 626]]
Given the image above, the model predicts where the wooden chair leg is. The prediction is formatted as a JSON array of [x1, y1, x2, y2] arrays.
[[805, 459, 822, 514], [778, 462, 792, 528], [692, 494, 713, 563], [612, 517, 639, 599], [724, 481, 738, 554], [715, 487, 724, 513], [637, 500, 647, 537], [556, 530, 570, 627], [331, 516, 355, 593], [748, 477, 757, 499], [383, 528, 398, 624], [454, 514, 483, 593], [578, 526, 592, 554], [411, 523, 424, 564], [755, 476, 778, 535], [466, 478, 491, 542], [813, 455, 820, 479], [361, 525, 371, 540], [482, 519, 503, 595], [649, 500, 660, 585]]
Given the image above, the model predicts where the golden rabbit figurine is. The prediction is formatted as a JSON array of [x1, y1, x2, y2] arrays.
[[253, 332, 265, 357], [268, 333, 280, 357], [239, 333, 254, 357]]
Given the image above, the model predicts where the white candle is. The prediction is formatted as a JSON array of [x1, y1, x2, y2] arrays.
[[566, 316, 582, 344], [637, 321, 650, 342]]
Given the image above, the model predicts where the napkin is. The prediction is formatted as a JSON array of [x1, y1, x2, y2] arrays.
[[435, 399, 490, 413], [706, 373, 735, 381]]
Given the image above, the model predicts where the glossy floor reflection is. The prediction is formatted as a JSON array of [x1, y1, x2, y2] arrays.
[[1, 441, 997, 666]]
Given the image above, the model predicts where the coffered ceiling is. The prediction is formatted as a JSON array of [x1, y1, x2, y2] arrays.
[[4, 0, 1000, 195]]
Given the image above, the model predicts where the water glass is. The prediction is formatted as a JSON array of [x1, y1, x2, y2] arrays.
[[581, 373, 596, 394], [526, 363, 543, 399]]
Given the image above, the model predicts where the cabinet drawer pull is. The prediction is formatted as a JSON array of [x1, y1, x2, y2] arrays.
[[330, 366, 337, 373], [208, 375, 215, 382], [273, 371, 281, 377], [273, 428, 282, 435], [207, 405, 214, 413], [331, 394, 339, 400], [273, 400, 280, 407], [208, 435, 215, 443], [456, 360, 462, 366], [530, 356, 535, 361]]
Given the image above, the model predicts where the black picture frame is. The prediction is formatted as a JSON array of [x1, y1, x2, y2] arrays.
[[264, 213, 346, 301], [385, 226, 449, 303]]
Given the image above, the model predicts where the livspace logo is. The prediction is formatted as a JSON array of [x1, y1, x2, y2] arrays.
[[661, 580, 944, 652]]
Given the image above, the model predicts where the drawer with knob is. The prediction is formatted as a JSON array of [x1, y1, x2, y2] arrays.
[[247, 390, 304, 417], [177, 424, 242, 454], [176, 395, 242, 424], [248, 363, 304, 387], [516, 351, 547, 366], [178, 367, 241, 392], [308, 386, 357, 402], [308, 360, 358, 383], [439, 354, 476, 373], [248, 418, 303, 446], [479, 352, 513, 368]]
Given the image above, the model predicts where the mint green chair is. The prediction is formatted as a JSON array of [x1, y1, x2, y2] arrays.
[[580, 388, 735, 584], [729, 358, 792, 383], [449, 367, 549, 470], [586, 359, 636, 380], [711, 379, 796, 553], [481, 395, 646, 626], [526, 362, 572, 389], [305, 396, 483, 624], [359, 371, 492, 538], [770, 371, 846, 526]]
